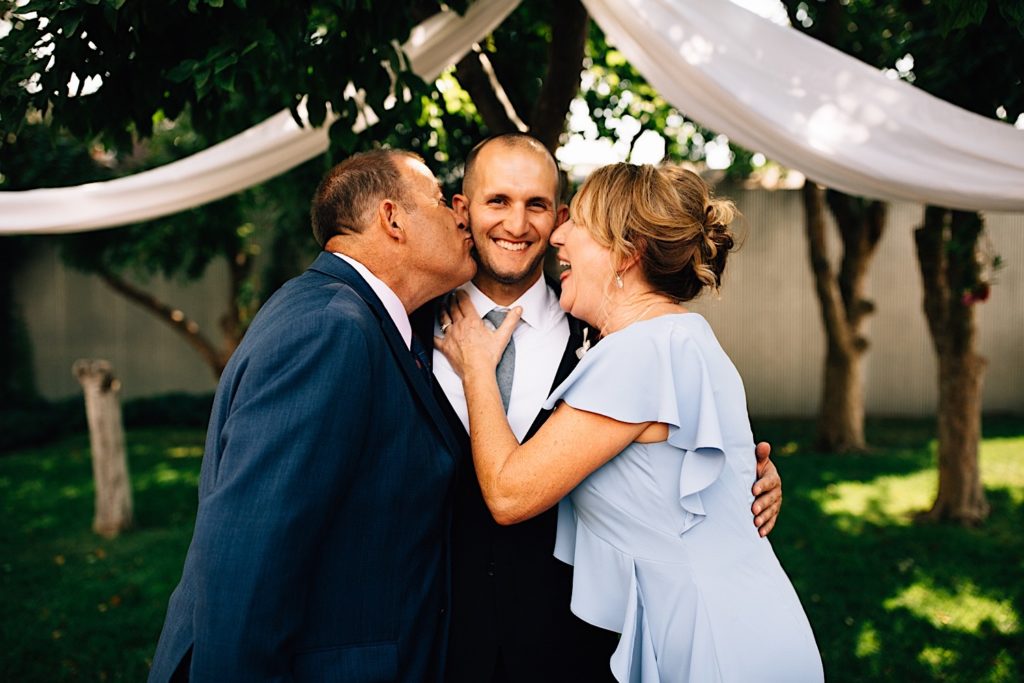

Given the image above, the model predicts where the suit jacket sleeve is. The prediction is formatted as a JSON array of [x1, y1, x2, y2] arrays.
[[187, 306, 373, 680]]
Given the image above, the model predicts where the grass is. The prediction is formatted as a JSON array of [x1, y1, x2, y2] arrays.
[[1, 418, 1022, 681], [752, 416, 1024, 682]]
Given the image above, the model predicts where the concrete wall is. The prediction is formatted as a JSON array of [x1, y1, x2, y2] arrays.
[[689, 189, 1024, 416], [12, 189, 1024, 415], [15, 247, 225, 400]]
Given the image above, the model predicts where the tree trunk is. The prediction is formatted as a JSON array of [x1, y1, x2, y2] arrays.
[[802, 183, 885, 452], [73, 359, 133, 538], [529, 0, 589, 152], [914, 207, 989, 525], [454, 0, 589, 152]]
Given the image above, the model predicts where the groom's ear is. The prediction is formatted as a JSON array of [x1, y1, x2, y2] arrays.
[[452, 194, 470, 226]]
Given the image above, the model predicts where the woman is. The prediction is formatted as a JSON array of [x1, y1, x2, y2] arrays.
[[437, 163, 823, 682]]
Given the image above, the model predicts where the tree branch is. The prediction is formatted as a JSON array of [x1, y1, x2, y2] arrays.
[[99, 270, 227, 378], [454, 49, 521, 136]]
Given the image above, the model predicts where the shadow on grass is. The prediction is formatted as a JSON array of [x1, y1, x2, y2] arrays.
[[761, 416, 1024, 682], [0, 429, 205, 682]]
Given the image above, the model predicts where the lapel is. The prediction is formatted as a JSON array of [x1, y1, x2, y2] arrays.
[[412, 298, 473, 469], [309, 253, 460, 459], [523, 313, 587, 441]]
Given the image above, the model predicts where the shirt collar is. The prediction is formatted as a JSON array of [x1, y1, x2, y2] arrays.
[[461, 275, 563, 332], [332, 252, 412, 349]]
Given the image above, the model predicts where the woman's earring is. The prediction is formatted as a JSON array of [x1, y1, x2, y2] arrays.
[[614, 272, 624, 289]]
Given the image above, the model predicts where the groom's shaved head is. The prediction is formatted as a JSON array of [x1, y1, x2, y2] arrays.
[[462, 134, 561, 200]]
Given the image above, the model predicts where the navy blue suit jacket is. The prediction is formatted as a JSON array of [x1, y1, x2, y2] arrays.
[[149, 253, 459, 682]]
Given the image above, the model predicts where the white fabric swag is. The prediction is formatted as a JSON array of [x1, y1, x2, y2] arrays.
[[0, 0, 523, 234], [2, 0, 1022, 234]]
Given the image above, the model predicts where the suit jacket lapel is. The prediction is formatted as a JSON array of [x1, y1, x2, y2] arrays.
[[309, 253, 460, 459], [413, 299, 474, 475], [523, 315, 588, 440]]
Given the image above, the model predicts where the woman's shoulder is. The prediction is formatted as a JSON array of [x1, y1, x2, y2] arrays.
[[596, 312, 711, 356], [544, 313, 714, 412]]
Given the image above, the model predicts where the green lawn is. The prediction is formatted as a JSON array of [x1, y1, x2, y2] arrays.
[[1, 419, 1022, 681]]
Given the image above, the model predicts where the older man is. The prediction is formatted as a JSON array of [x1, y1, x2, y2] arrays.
[[150, 149, 475, 682], [416, 134, 783, 682]]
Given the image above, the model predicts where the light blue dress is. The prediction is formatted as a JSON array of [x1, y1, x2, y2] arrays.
[[542, 313, 824, 682]]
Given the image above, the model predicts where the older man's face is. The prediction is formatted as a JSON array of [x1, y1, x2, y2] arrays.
[[400, 157, 477, 294]]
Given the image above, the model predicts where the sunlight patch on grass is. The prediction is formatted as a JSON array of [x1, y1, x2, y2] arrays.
[[981, 437, 1024, 505], [983, 650, 1018, 683], [778, 441, 800, 456], [166, 445, 204, 459], [854, 620, 881, 658], [153, 463, 199, 486], [884, 579, 1020, 635], [918, 646, 958, 677], [59, 485, 83, 499], [811, 469, 936, 529]]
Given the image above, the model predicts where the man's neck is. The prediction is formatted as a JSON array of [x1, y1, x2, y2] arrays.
[[472, 268, 544, 306]]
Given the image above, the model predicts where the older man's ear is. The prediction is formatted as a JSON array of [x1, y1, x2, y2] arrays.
[[377, 198, 408, 243]]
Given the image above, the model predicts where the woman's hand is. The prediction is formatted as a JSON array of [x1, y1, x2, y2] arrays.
[[435, 290, 522, 380]]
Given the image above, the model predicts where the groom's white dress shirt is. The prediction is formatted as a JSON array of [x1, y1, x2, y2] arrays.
[[432, 277, 570, 442]]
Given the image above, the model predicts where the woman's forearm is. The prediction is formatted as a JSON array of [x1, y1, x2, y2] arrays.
[[463, 366, 538, 524]]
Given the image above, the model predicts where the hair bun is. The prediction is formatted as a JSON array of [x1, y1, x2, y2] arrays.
[[705, 198, 735, 233]]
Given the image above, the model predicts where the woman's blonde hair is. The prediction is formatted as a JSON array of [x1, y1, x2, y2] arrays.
[[569, 163, 737, 302]]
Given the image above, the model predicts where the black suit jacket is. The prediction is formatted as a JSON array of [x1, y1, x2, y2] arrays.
[[412, 286, 618, 683]]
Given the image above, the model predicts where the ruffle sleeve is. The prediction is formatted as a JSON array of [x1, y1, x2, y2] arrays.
[[543, 319, 726, 533]]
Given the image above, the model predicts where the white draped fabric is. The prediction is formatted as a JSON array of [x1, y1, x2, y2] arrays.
[[583, 0, 1024, 212], [1, 0, 1022, 234], [0, 0, 522, 234]]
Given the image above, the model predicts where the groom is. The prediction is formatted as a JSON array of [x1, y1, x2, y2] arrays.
[[415, 134, 783, 682]]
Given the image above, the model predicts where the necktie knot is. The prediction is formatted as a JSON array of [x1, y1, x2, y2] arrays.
[[484, 308, 509, 328]]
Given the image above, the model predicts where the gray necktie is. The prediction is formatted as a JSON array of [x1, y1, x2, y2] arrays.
[[483, 308, 516, 413]]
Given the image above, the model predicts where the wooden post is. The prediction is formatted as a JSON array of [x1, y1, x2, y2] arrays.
[[73, 359, 133, 537]]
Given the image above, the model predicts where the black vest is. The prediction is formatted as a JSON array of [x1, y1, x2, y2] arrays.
[[411, 288, 617, 683]]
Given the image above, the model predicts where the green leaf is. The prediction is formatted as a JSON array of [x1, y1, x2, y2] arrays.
[[194, 68, 212, 98], [166, 60, 198, 83], [213, 53, 238, 74], [213, 68, 235, 93], [59, 13, 84, 38]]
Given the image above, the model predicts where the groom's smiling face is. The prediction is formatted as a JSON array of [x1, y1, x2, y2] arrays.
[[455, 141, 561, 296]]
